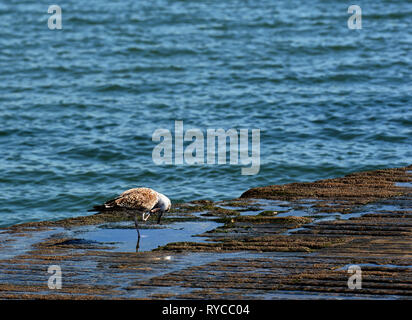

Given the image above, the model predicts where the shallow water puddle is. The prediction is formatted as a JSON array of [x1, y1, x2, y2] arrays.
[[282, 196, 412, 235], [217, 199, 293, 216], [68, 220, 221, 252], [396, 182, 412, 188], [0, 228, 63, 260]]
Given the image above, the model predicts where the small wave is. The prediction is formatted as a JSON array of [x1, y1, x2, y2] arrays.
[[366, 12, 412, 20], [57, 146, 129, 162], [66, 16, 114, 25], [94, 84, 131, 93], [370, 133, 407, 143]]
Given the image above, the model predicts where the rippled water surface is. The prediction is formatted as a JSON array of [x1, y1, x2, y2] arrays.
[[0, 0, 411, 227]]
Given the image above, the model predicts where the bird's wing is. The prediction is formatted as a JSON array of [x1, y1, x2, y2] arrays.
[[114, 188, 158, 210]]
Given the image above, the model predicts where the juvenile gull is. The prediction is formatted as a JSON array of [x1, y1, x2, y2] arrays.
[[93, 187, 171, 251]]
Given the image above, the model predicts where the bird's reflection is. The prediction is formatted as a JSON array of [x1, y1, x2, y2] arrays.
[[134, 210, 165, 252]]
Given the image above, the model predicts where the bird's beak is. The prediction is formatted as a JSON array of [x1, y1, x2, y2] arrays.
[[142, 212, 151, 221]]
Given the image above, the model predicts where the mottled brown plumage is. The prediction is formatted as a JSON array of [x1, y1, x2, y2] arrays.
[[106, 187, 159, 211]]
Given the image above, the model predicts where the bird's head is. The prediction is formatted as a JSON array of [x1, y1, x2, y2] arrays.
[[157, 192, 171, 213]]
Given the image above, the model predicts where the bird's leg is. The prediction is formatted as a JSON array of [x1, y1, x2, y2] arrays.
[[149, 208, 163, 224], [157, 211, 163, 224], [146, 207, 163, 224], [134, 214, 140, 252]]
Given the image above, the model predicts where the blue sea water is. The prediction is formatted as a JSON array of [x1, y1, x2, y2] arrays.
[[0, 0, 411, 227]]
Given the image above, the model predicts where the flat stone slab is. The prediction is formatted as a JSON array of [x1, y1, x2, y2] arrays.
[[0, 165, 411, 299]]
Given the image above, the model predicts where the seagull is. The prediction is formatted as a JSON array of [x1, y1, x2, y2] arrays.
[[92, 187, 171, 251]]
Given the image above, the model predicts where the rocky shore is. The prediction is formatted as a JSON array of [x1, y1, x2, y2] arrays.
[[0, 165, 411, 299]]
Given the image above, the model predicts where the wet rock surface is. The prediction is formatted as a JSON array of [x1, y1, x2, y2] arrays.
[[0, 165, 411, 299]]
